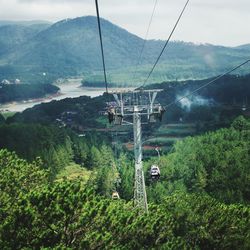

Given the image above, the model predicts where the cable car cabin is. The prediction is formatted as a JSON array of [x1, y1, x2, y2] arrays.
[[112, 191, 120, 200], [107, 107, 123, 125], [108, 107, 115, 124], [114, 114, 123, 125], [149, 106, 165, 123], [150, 165, 160, 180]]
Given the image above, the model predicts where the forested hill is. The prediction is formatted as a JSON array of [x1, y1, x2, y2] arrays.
[[0, 74, 249, 248], [154, 74, 250, 106], [0, 83, 59, 104], [146, 116, 250, 204], [0, 22, 50, 57], [0, 16, 249, 85], [0, 117, 249, 249]]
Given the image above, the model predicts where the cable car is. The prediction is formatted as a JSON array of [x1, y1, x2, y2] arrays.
[[150, 164, 160, 180], [242, 105, 246, 111], [157, 106, 165, 122], [149, 105, 165, 123], [112, 191, 120, 200], [107, 106, 123, 125], [108, 107, 115, 124]]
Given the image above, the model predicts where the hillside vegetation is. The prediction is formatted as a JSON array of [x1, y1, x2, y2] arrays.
[[0, 16, 250, 86], [145, 116, 250, 205], [0, 69, 250, 248], [0, 123, 112, 180], [0, 116, 250, 249], [0, 83, 59, 104]]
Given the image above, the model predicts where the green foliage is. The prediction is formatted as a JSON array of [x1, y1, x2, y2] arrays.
[[0, 24, 47, 57], [0, 83, 59, 104], [0, 149, 48, 200], [1, 176, 249, 249], [231, 115, 250, 131], [0, 146, 249, 249], [0, 112, 16, 120], [7, 95, 104, 128], [117, 153, 134, 200], [146, 117, 250, 205], [89, 145, 120, 197], [0, 123, 74, 178], [0, 71, 249, 249], [56, 162, 91, 182], [0, 114, 5, 124], [154, 74, 250, 124], [0, 149, 48, 246], [162, 192, 250, 250], [0, 122, 115, 183], [1, 17, 250, 86], [71, 136, 90, 166]]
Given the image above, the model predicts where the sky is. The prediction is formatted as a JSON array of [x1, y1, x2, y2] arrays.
[[0, 0, 250, 46]]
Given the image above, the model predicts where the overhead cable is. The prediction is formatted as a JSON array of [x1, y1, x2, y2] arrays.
[[132, 0, 159, 82], [142, 0, 190, 87], [165, 59, 250, 109], [95, 0, 108, 93]]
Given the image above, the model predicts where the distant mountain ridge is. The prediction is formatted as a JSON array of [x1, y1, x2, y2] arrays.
[[0, 16, 249, 86], [235, 44, 250, 51], [0, 23, 50, 58], [0, 20, 52, 27]]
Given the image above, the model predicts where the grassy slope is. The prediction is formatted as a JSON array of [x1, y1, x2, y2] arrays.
[[56, 162, 91, 182]]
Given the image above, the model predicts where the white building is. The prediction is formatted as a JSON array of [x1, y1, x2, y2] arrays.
[[15, 79, 21, 84], [1, 79, 11, 85]]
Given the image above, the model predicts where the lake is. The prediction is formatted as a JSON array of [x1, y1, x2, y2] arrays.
[[0, 79, 130, 112]]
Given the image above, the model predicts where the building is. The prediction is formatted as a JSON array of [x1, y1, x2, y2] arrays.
[[1, 79, 11, 85]]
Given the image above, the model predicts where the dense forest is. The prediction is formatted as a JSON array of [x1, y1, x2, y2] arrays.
[[145, 116, 250, 204], [154, 74, 250, 106], [0, 73, 250, 248], [0, 116, 249, 249], [0, 3, 250, 248], [7, 74, 249, 133], [0, 123, 111, 180], [151, 74, 250, 129], [0, 113, 4, 123], [0, 83, 59, 104], [6, 95, 105, 131]]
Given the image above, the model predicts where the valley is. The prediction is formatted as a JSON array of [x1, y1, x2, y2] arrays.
[[0, 16, 250, 86], [0, 78, 133, 112], [0, 3, 250, 248]]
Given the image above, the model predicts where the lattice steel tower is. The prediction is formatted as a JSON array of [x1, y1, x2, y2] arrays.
[[108, 89, 164, 213]]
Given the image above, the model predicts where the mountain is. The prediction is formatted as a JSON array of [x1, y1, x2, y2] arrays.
[[235, 44, 250, 52], [6, 17, 145, 71], [0, 20, 52, 27], [0, 16, 249, 85], [0, 24, 50, 58]]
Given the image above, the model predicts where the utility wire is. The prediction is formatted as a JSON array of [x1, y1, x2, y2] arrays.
[[165, 59, 250, 109], [95, 0, 108, 93], [132, 0, 159, 83], [142, 0, 190, 87]]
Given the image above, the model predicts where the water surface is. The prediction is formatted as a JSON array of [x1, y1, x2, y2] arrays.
[[0, 80, 113, 112]]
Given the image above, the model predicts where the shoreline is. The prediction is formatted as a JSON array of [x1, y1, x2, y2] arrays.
[[0, 81, 134, 113], [0, 91, 63, 113]]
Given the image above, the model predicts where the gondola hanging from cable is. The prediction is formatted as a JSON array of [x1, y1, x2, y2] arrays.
[[150, 147, 161, 180], [112, 191, 120, 200], [150, 164, 160, 180]]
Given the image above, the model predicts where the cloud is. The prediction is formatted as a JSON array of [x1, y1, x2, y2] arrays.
[[177, 91, 214, 111], [0, 0, 250, 46], [18, 0, 88, 2]]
